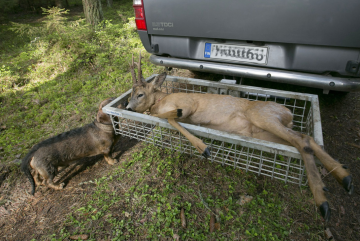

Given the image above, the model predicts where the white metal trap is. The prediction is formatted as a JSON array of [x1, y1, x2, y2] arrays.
[[103, 75, 323, 186]]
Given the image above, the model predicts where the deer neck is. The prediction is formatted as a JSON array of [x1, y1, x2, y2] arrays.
[[153, 91, 168, 105]]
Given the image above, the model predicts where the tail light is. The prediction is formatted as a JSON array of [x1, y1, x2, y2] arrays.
[[133, 0, 147, 31]]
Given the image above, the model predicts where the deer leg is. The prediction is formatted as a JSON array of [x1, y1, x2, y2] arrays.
[[248, 102, 352, 192], [153, 109, 210, 157], [308, 138, 353, 194], [299, 142, 330, 222], [167, 118, 210, 158], [258, 125, 331, 221], [246, 106, 331, 221]]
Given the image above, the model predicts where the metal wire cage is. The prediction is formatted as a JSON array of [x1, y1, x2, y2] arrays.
[[103, 75, 323, 186]]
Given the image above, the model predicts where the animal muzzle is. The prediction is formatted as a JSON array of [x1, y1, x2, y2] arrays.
[[125, 101, 135, 112]]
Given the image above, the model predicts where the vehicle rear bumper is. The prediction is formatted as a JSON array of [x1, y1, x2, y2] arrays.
[[150, 55, 360, 92]]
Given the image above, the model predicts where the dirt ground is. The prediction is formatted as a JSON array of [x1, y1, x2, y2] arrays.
[[0, 69, 359, 240]]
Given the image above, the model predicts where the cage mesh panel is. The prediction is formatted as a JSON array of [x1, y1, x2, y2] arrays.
[[111, 80, 316, 186]]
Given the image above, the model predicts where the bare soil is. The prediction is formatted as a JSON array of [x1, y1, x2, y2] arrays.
[[0, 69, 359, 240]]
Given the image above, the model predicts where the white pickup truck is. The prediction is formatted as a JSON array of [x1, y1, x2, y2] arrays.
[[132, 0, 360, 92]]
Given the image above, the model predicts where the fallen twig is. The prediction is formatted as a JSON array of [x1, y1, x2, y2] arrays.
[[346, 142, 360, 149], [321, 166, 339, 179], [324, 228, 334, 240], [69, 234, 89, 240], [180, 208, 186, 228], [209, 213, 215, 233]]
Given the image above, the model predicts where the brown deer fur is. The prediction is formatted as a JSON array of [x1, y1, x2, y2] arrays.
[[125, 53, 353, 222]]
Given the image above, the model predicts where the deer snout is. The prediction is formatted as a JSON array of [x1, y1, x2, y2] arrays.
[[125, 100, 137, 112], [125, 103, 134, 112]]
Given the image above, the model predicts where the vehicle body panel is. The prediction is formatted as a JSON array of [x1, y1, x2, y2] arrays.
[[144, 0, 360, 48], [137, 0, 360, 91]]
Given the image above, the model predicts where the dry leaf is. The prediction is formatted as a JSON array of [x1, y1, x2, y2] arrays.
[[124, 211, 130, 217], [209, 214, 215, 233], [320, 167, 328, 176], [238, 195, 253, 206], [180, 208, 186, 228], [140, 218, 146, 223], [214, 223, 220, 231], [347, 142, 360, 149], [69, 234, 89, 240], [173, 234, 180, 241], [324, 228, 333, 240]]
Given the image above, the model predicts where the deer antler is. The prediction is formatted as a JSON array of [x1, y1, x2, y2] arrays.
[[138, 51, 146, 83], [129, 54, 137, 85]]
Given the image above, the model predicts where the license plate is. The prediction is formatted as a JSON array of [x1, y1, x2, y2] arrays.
[[204, 43, 268, 65]]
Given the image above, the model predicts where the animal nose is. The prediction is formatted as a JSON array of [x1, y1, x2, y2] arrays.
[[126, 107, 133, 112], [123, 101, 129, 107]]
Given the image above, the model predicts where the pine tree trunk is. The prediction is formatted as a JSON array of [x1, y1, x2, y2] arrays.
[[82, 0, 104, 28]]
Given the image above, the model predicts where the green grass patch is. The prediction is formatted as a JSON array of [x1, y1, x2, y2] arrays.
[[0, 1, 162, 164], [48, 143, 319, 240]]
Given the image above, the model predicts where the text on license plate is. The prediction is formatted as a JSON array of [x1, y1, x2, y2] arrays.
[[204, 43, 268, 65]]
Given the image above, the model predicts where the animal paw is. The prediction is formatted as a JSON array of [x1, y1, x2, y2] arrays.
[[106, 158, 118, 165]]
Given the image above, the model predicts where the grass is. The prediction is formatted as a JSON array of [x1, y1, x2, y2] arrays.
[[46, 143, 322, 240], [0, 1, 326, 240], [0, 1, 162, 164]]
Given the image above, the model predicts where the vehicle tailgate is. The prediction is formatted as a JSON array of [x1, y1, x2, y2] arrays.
[[144, 0, 360, 48]]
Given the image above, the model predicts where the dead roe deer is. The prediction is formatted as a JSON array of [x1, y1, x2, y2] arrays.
[[125, 53, 353, 222]]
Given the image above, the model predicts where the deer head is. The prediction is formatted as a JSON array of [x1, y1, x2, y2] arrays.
[[126, 53, 167, 113]]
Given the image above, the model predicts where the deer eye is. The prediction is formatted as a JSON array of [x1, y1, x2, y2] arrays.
[[137, 94, 144, 98]]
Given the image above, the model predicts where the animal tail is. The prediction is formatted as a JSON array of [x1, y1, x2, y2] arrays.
[[20, 149, 37, 195]]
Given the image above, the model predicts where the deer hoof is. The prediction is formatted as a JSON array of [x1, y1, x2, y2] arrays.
[[177, 109, 183, 118], [202, 147, 211, 159], [319, 201, 331, 222], [342, 175, 353, 194]]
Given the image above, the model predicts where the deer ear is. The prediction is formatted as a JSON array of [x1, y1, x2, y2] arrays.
[[151, 72, 167, 89]]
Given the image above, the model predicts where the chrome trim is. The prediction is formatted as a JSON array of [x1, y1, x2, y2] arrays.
[[150, 55, 360, 92]]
